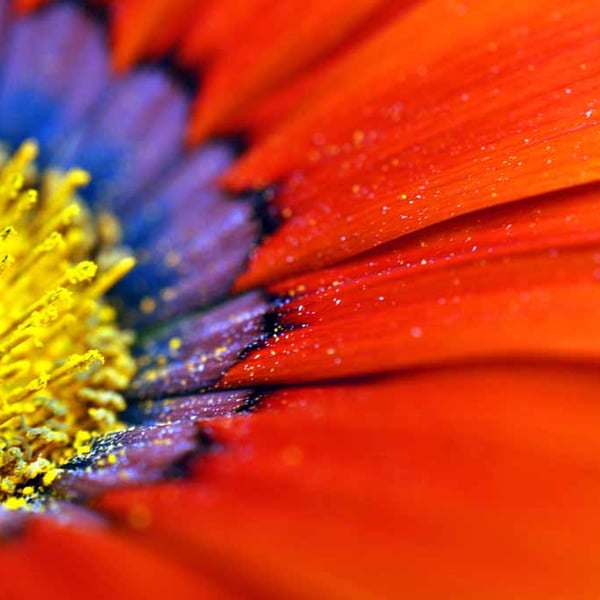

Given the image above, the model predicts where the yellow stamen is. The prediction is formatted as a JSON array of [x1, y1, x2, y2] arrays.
[[0, 141, 136, 509]]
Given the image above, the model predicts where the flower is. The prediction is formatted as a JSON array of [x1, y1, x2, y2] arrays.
[[2, 0, 600, 597]]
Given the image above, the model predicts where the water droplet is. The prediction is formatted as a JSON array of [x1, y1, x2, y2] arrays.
[[410, 326, 423, 339]]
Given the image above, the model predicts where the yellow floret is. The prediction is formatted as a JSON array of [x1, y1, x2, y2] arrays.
[[0, 141, 136, 507]]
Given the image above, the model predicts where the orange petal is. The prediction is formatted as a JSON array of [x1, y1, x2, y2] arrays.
[[99, 365, 600, 598], [186, 0, 396, 142], [178, 0, 270, 66], [109, 0, 200, 73], [268, 183, 600, 297], [227, 0, 600, 288], [225, 243, 600, 386], [208, 0, 421, 138]]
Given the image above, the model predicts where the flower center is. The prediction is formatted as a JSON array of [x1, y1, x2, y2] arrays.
[[0, 141, 136, 510]]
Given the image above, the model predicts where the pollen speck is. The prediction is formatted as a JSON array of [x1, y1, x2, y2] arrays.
[[140, 296, 156, 314], [168, 337, 182, 352]]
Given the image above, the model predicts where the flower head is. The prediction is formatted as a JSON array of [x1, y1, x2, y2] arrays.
[[1, 0, 600, 597]]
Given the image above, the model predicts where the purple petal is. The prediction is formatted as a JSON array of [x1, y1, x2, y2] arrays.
[[55, 422, 202, 498], [129, 292, 269, 398]]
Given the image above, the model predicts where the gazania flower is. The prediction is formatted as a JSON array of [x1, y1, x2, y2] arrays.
[[2, 0, 600, 596]]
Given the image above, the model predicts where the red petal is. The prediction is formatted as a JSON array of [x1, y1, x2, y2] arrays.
[[108, 0, 200, 72], [178, 0, 416, 140], [268, 183, 600, 296], [98, 366, 600, 597], [186, 0, 397, 142], [225, 243, 600, 386], [13, 0, 48, 12], [178, 0, 269, 66], [0, 514, 221, 597], [226, 0, 600, 288]]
